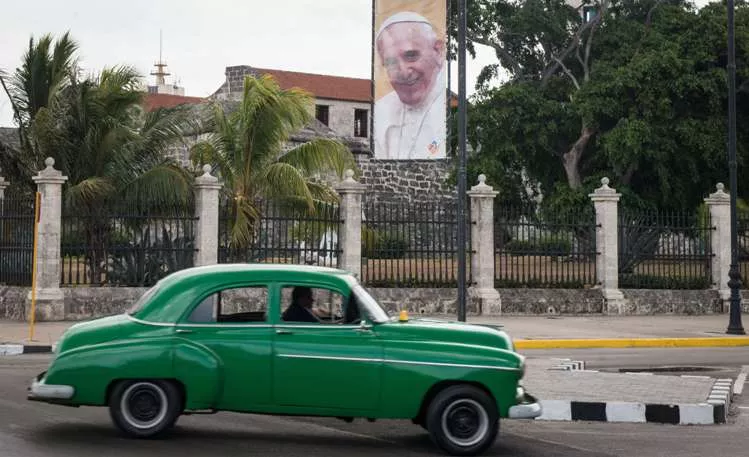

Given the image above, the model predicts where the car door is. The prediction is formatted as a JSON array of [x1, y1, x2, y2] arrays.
[[173, 282, 274, 411], [271, 283, 383, 412]]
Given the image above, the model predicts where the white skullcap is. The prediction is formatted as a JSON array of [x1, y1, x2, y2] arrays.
[[376, 11, 434, 40]]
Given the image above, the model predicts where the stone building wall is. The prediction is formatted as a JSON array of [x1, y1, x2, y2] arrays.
[[319, 99, 371, 138], [354, 156, 456, 204]]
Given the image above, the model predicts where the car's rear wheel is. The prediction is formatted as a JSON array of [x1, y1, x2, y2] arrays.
[[425, 385, 499, 456], [108, 380, 181, 439]]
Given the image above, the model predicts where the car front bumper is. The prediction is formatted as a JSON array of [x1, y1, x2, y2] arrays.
[[27, 372, 74, 402], [508, 387, 542, 419]]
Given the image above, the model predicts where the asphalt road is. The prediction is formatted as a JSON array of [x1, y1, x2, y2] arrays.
[[1, 350, 748, 457]]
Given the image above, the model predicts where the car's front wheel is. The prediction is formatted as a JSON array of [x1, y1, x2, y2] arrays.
[[425, 385, 499, 456], [108, 380, 182, 439]]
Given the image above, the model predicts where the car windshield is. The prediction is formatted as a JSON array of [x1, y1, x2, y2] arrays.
[[126, 284, 160, 316], [352, 284, 390, 323]]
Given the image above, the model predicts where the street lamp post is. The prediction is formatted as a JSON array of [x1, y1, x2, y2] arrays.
[[726, 0, 745, 335], [456, 0, 468, 322]]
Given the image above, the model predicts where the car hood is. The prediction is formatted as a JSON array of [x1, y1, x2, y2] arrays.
[[377, 316, 516, 352]]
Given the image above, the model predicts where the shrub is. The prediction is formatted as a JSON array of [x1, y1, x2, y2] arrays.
[[361, 228, 409, 259]]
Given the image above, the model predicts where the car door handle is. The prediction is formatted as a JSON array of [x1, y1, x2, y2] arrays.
[[276, 329, 293, 335], [176, 329, 193, 334]]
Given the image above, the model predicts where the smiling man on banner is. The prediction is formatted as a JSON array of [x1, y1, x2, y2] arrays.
[[374, 11, 447, 160]]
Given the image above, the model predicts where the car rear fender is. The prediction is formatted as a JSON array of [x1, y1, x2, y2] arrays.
[[44, 338, 177, 405], [172, 341, 223, 410]]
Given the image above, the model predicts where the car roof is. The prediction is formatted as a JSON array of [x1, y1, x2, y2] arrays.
[[165, 263, 352, 280], [133, 263, 357, 323]]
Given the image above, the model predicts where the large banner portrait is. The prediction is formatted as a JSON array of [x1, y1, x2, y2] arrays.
[[372, 0, 447, 160]]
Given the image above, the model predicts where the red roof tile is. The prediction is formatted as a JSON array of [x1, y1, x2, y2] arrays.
[[251, 67, 371, 103], [143, 93, 205, 111], [248, 67, 459, 107]]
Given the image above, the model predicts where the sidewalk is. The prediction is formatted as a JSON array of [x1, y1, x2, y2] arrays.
[[2, 314, 749, 348]]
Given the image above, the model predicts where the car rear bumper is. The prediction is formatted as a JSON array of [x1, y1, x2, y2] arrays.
[[27, 372, 74, 402], [508, 387, 542, 419]]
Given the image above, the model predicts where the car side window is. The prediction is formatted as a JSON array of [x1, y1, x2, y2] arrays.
[[279, 285, 360, 325], [188, 286, 268, 324]]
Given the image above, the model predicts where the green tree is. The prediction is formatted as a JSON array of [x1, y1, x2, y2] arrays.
[[453, 0, 749, 212], [3, 33, 197, 283], [0, 32, 78, 191], [189, 74, 357, 255]]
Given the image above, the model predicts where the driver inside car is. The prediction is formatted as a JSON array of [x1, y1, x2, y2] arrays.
[[282, 286, 362, 324]]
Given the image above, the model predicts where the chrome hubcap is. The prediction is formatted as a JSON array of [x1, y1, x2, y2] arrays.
[[120, 382, 168, 429], [441, 399, 489, 447]]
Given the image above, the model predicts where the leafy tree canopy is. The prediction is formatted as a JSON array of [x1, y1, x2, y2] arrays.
[[450, 0, 749, 213]]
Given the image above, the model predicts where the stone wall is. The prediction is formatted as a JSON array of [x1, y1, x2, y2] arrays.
[[356, 156, 455, 203], [0, 287, 27, 320], [2, 286, 740, 321], [619, 289, 723, 315]]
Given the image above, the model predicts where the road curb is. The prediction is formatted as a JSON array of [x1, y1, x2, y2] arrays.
[[514, 336, 749, 350], [535, 399, 726, 425], [0, 344, 53, 356]]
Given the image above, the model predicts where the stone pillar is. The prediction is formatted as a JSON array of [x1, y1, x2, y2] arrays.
[[193, 165, 222, 267], [335, 169, 366, 279], [26, 157, 68, 321], [704, 183, 732, 308], [589, 177, 626, 314], [467, 174, 501, 314]]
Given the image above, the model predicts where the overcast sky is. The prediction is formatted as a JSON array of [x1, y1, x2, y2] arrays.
[[0, 0, 503, 127], [0, 0, 713, 127]]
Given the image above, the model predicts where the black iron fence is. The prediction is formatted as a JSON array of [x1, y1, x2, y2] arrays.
[[618, 209, 712, 289], [740, 210, 749, 289], [360, 198, 469, 287], [0, 195, 36, 286], [494, 206, 598, 288], [218, 198, 342, 268], [61, 201, 197, 287]]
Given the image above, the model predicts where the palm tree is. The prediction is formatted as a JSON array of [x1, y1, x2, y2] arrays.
[[190, 74, 357, 256], [0, 32, 78, 182], [44, 66, 196, 283]]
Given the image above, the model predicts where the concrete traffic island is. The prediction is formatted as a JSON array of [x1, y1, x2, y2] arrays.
[[523, 357, 737, 425]]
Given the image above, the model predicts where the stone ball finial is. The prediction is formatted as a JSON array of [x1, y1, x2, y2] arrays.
[[45, 157, 55, 168], [344, 169, 355, 180], [202, 164, 212, 175], [478, 174, 487, 185], [716, 182, 725, 192], [601, 177, 610, 186]]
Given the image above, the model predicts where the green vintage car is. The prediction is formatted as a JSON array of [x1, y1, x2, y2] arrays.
[[28, 264, 540, 456]]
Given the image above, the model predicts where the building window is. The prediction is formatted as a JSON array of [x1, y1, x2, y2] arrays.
[[354, 109, 368, 138], [316, 105, 329, 126]]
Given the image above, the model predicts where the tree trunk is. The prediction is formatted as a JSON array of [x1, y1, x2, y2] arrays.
[[563, 125, 595, 189]]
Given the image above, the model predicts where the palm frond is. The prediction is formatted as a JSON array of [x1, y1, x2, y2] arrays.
[[134, 104, 198, 161], [64, 176, 116, 209], [259, 162, 316, 209], [120, 162, 193, 213], [244, 81, 315, 167], [229, 196, 263, 251], [279, 137, 356, 179]]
